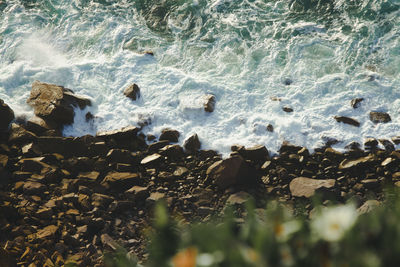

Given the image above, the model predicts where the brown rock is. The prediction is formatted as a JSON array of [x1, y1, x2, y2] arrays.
[[27, 81, 91, 127], [339, 155, 377, 169], [96, 126, 139, 141], [364, 138, 378, 149], [101, 172, 142, 191], [203, 94, 216, 112], [125, 186, 149, 201], [141, 153, 163, 166], [289, 177, 335, 198], [91, 193, 114, 207], [206, 155, 256, 189], [146, 192, 166, 204], [369, 111, 391, 123], [183, 134, 201, 153], [0, 99, 14, 132], [8, 123, 37, 144], [238, 145, 269, 162], [23, 181, 47, 195], [159, 144, 184, 159], [282, 106, 293, 113], [350, 98, 364, 108], [101, 233, 119, 251], [334, 116, 360, 127], [34, 136, 89, 157], [106, 149, 137, 164], [357, 200, 381, 214], [123, 84, 140, 100], [226, 191, 252, 205], [26, 116, 57, 135], [266, 124, 274, 132], [17, 157, 50, 173], [36, 225, 59, 240], [159, 128, 180, 143], [148, 140, 170, 153]]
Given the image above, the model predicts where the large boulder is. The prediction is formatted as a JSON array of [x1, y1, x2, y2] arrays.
[[206, 155, 256, 189], [369, 111, 391, 123], [0, 99, 14, 132], [27, 81, 91, 128], [123, 84, 140, 100], [289, 177, 336, 198]]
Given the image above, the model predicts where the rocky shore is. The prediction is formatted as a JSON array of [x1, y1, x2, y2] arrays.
[[1, 81, 400, 266]]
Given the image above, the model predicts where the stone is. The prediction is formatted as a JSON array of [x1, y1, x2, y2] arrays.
[[8, 123, 37, 144], [334, 116, 360, 127], [173, 166, 188, 177], [0, 99, 14, 132], [289, 177, 335, 198], [17, 158, 50, 173], [159, 128, 180, 143], [106, 149, 137, 164], [141, 153, 163, 166], [203, 94, 216, 112], [23, 181, 46, 195], [282, 106, 293, 113], [369, 111, 391, 123], [361, 179, 380, 189], [123, 84, 140, 100], [96, 126, 139, 141], [101, 234, 119, 251], [364, 138, 378, 149], [36, 225, 59, 240], [183, 134, 201, 153], [266, 124, 274, 132], [279, 142, 303, 154], [206, 155, 256, 189], [101, 172, 142, 191], [391, 136, 400, 145], [125, 186, 149, 201], [350, 98, 364, 108], [159, 144, 184, 159], [146, 192, 166, 204], [34, 136, 89, 157], [339, 155, 377, 169], [226, 191, 252, 205], [0, 154, 8, 169], [148, 140, 170, 153], [238, 145, 269, 162], [379, 139, 395, 151], [27, 81, 91, 127], [91, 193, 114, 208], [357, 200, 381, 214], [26, 116, 57, 135], [77, 171, 100, 181]]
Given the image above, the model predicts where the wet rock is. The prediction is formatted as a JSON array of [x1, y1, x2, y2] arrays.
[[339, 155, 377, 169], [238, 145, 269, 162], [183, 134, 201, 153], [350, 98, 364, 108], [25, 116, 57, 135], [123, 84, 141, 100], [0, 99, 14, 132], [334, 116, 360, 127], [27, 81, 91, 127], [364, 138, 378, 150], [97, 126, 139, 141], [34, 136, 89, 157], [345, 141, 361, 150], [379, 139, 395, 152], [391, 136, 400, 145], [206, 155, 256, 189], [283, 78, 293, 85], [159, 128, 180, 143], [289, 177, 335, 198], [159, 144, 184, 159], [266, 124, 274, 132], [106, 149, 137, 164], [282, 106, 293, 113], [369, 111, 391, 123], [8, 123, 37, 144], [148, 140, 170, 153], [279, 142, 303, 154], [203, 94, 216, 112], [101, 172, 142, 191]]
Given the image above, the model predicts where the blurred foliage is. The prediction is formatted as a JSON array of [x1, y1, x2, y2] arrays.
[[105, 188, 400, 267]]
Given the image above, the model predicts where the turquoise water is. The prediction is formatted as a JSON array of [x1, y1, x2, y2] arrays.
[[0, 0, 399, 153]]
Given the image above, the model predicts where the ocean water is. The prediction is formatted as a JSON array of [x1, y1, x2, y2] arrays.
[[0, 0, 399, 155]]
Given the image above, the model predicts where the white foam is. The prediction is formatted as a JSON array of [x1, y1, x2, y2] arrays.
[[0, 0, 399, 156]]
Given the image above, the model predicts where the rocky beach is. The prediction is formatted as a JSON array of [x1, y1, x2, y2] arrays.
[[1, 81, 400, 266]]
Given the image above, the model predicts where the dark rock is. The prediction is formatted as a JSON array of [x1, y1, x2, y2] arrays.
[[25, 116, 57, 135], [289, 177, 335, 198], [85, 112, 94, 122], [266, 124, 274, 132], [23, 181, 47, 195], [101, 172, 142, 191], [148, 140, 170, 153], [101, 233, 119, 251], [123, 84, 141, 101], [27, 81, 91, 127], [361, 179, 380, 190], [391, 136, 400, 145], [364, 138, 378, 149], [282, 106, 293, 113], [106, 149, 137, 164], [379, 139, 395, 152], [183, 134, 201, 153], [334, 116, 360, 127], [125, 186, 149, 202], [203, 94, 216, 112], [350, 98, 364, 108], [238, 145, 269, 162], [92, 193, 114, 208], [34, 136, 89, 157], [0, 99, 14, 132], [283, 78, 293, 85], [159, 144, 184, 159], [96, 126, 139, 141], [226, 191, 252, 205], [8, 123, 37, 144], [279, 142, 303, 154], [345, 141, 361, 150], [369, 111, 391, 123], [159, 128, 180, 143], [206, 155, 256, 189], [17, 158, 51, 173]]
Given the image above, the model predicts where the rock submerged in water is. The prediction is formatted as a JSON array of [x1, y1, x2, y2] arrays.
[[203, 94, 216, 112], [123, 83, 141, 101], [0, 99, 14, 132], [159, 128, 180, 143], [27, 81, 91, 128], [334, 116, 360, 127], [350, 98, 364, 108], [183, 133, 201, 153], [369, 111, 391, 123]]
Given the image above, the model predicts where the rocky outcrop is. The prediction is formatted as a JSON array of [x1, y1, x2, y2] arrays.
[[27, 81, 91, 128], [123, 84, 141, 100], [0, 99, 14, 132]]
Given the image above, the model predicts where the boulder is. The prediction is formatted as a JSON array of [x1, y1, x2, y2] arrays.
[[123, 83, 141, 100], [101, 172, 142, 191], [364, 138, 378, 149], [183, 134, 201, 153], [96, 126, 139, 141], [106, 149, 137, 164], [0, 99, 14, 132], [369, 111, 391, 123], [26, 116, 58, 135], [334, 116, 360, 127], [289, 177, 335, 198], [27, 81, 91, 128], [238, 145, 269, 162], [141, 153, 163, 167], [339, 155, 377, 169], [282, 106, 293, 113], [8, 123, 37, 144], [159, 128, 180, 143], [203, 94, 216, 112], [206, 155, 256, 189], [34, 136, 89, 157]]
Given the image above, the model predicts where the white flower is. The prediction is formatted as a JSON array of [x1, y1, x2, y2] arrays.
[[274, 220, 302, 242], [311, 203, 358, 242]]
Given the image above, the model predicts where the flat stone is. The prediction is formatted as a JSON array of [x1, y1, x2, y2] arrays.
[[226, 191, 252, 205], [36, 225, 59, 240], [339, 155, 376, 169], [159, 144, 184, 159], [77, 171, 100, 181], [289, 177, 335, 198], [101, 172, 142, 191], [125, 186, 149, 201], [106, 149, 137, 164], [96, 126, 139, 140], [23, 181, 46, 195], [91, 193, 114, 207], [141, 153, 162, 166], [148, 140, 170, 153]]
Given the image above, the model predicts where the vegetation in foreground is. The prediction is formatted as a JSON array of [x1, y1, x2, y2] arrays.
[[103, 188, 400, 267]]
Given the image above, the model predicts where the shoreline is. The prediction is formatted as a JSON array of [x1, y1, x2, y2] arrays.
[[1, 85, 400, 266]]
